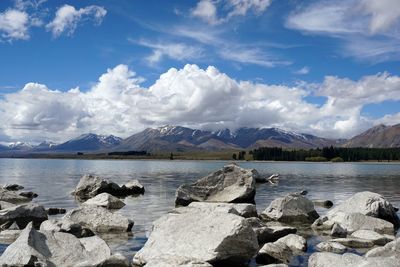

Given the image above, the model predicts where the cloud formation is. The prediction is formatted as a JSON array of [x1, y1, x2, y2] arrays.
[[0, 64, 399, 142], [191, 0, 271, 25], [46, 4, 106, 37], [286, 0, 400, 62], [0, 9, 29, 41]]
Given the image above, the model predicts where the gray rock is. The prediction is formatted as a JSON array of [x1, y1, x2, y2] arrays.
[[316, 241, 346, 253], [134, 257, 213, 267], [19, 191, 38, 199], [133, 207, 258, 266], [260, 193, 319, 223], [40, 219, 94, 238], [350, 230, 394, 245], [327, 191, 400, 226], [83, 192, 126, 209], [2, 184, 24, 191], [175, 164, 256, 206], [46, 207, 66, 215], [256, 234, 306, 264], [186, 202, 257, 218], [122, 179, 145, 194], [245, 218, 296, 244], [0, 222, 112, 266], [258, 265, 289, 267], [0, 188, 31, 204], [331, 223, 347, 237], [0, 201, 16, 210], [100, 253, 130, 267], [366, 238, 400, 258], [0, 203, 48, 229], [73, 174, 144, 200], [330, 237, 375, 248], [63, 205, 133, 233], [0, 229, 22, 244], [313, 212, 394, 235], [308, 252, 400, 267]]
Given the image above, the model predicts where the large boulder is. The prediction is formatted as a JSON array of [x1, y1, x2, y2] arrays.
[[260, 193, 319, 223], [308, 252, 399, 267], [83, 192, 126, 209], [366, 238, 400, 258], [350, 230, 394, 246], [256, 234, 306, 264], [312, 212, 394, 235], [73, 174, 144, 200], [0, 222, 113, 266], [0, 203, 48, 229], [182, 202, 257, 218], [40, 218, 94, 238], [63, 205, 133, 233], [0, 188, 31, 204], [133, 207, 258, 266], [327, 191, 399, 226], [175, 164, 257, 206]]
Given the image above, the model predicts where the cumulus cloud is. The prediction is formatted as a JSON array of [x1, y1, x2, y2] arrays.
[[46, 4, 106, 37], [286, 0, 400, 62], [294, 66, 310, 75], [191, 0, 271, 25], [0, 64, 399, 142], [0, 9, 29, 41]]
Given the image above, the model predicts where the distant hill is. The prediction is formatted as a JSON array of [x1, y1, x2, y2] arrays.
[[51, 133, 122, 152], [115, 125, 341, 152], [345, 124, 400, 148]]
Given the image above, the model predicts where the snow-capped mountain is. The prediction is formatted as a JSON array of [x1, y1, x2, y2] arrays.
[[51, 133, 122, 152]]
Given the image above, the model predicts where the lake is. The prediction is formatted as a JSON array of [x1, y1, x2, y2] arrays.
[[0, 158, 399, 266]]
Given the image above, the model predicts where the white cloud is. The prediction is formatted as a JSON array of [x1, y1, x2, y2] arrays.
[[46, 4, 106, 37], [286, 0, 400, 62], [191, 0, 271, 25], [294, 66, 310, 75], [1, 64, 399, 142], [134, 39, 204, 65], [0, 9, 29, 41]]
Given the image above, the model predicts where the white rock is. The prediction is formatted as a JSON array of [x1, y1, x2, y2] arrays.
[[350, 230, 394, 245], [83, 192, 125, 209], [316, 242, 346, 253]]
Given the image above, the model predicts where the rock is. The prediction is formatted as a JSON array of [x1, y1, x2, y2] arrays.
[[313, 200, 334, 209], [331, 223, 347, 237], [19, 191, 38, 199], [260, 193, 319, 223], [63, 205, 133, 233], [2, 184, 24, 191], [330, 237, 374, 248], [73, 174, 145, 200], [366, 238, 400, 258], [186, 202, 257, 218], [100, 253, 130, 267], [259, 265, 289, 267], [245, 218, 297, 244], [327, 191, 400, 226], [40, 219, 94, 238], [133, 207, 258, 266], [308, 252, 400, 267], [0, 222, 112, 266], [0, 203, 48, 229], [316, 241, 346, 253], [121, 179, 145, 194], [0, 229, 22, 244], [133, 258, 213, 267], [255, 173, 274, 183], [175, 164, 257, 206], [0, 188, 31, 204], [256, 234, 306, 264], [350, 230, 394, 245], [83, 192, 126, 209], [313, 212, 394, 235], [46, 207, 67, 215], [0, 201, 16, 210]]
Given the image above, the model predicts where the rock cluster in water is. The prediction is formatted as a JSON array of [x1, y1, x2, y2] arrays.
[[0, 164, 399, 267]]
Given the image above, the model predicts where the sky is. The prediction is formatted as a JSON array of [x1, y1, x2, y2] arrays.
[[0, 0, 399, 143]]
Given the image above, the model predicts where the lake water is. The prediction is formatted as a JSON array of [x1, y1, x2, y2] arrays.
[[0, 158, 400, 266]]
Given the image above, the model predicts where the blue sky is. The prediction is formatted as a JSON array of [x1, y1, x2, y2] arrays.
[[0, 0, 399, 143]]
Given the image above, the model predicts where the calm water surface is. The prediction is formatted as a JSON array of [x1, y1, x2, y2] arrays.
[[0, 158, 400, 266]]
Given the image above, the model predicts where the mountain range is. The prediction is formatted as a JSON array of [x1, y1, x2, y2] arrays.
[[0, 124, 399, 154]]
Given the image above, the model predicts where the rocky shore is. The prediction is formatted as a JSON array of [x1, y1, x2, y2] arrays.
[[0, 164, 398, 266]]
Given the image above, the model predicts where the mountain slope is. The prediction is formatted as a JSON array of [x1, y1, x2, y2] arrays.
[[345, 124, 400, 148], [52, 133, 122, 152]]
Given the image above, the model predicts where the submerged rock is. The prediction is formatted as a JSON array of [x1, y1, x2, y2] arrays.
[[0, 188, 31, 204], [256, 234, 307, 264], [2, 184, 24, 191], [19, 191, 38, 199], [175, 164, 257, 206], [73, 174, 145, 200], [260, 193, 319, 223], [63, 205, 133, 233], [83, 192, 126, 209], [0, 203, 48, 229], [46, 207, 67, 215], [0, 222, 113, 266], [330, 237, 374, 248], [133, 206, 258, 266]]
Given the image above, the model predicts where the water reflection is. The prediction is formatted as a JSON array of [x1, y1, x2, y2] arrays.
[[0, 159, 399, 265]]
